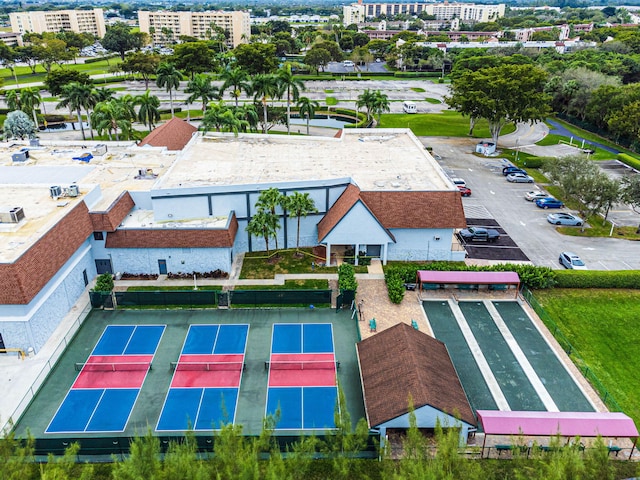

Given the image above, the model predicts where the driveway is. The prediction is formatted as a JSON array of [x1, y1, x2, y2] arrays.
[[426, 136, 640, 271]]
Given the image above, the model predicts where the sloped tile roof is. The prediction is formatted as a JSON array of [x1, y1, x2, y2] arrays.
[[357, 323, 475, 428], [360, 191, 467, 229], [317, 183, 361, 242], [138, 117, 197, 151]]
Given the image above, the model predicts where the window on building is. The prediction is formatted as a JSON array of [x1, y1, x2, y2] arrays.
[[93, 232, 104, 241]]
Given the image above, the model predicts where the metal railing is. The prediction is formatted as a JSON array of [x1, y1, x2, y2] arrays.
[[1, 301, 92, 434], [521, 287, 621, 412]]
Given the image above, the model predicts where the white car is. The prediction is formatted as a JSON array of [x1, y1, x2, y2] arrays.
[[525, 190, 549, 201], [506, 173, 534, 183], [559, 252, 587, 270]]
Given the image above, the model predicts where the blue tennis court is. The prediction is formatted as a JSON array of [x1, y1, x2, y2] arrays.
[[156, 324, 249, 432], [266, 323, 338, 430], [46, 325, 165, 433]]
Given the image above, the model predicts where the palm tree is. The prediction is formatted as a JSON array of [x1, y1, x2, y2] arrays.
[[250, 74, 280, 134], [246, 210, 279, 256], [286, 192, 318, 250], [219, 109, 248, 136], [134, 90, 161, 130], [296, 97, 319, 135], [356, 88, 376, 123], [220, 66, 250, 108], [236, 104, 259, 133], [5, 90, 19, 111], [91, 99, 134, 141], [93, 87, 115, 103], [155, 62, 183, 117], [371, 90, 391, 123], [19, 88, 41, 129], [277, 65, 305, 135], [256, 187, 286, 250], [184, 74, 219, 114], [58, 82, 93, 140], [201, 101, 228, 132]]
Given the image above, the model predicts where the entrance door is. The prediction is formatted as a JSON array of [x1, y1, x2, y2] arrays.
[[0, 333, 6, 353], [95, 259, 113, 275], [158, 259, 167, 275]]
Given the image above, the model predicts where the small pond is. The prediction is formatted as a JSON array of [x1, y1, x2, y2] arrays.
[[289, 114, 356, 129]]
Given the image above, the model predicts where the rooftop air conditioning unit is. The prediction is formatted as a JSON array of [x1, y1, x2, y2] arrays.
[[66, 184, 80, 197], [12, 151, 28, 162], [94, 144, 107, 156], [0, 207, 25, 223], [30, 138, 40, 147], [50, 185, 62, 198]]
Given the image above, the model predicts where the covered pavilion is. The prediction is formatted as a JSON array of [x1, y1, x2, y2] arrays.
[[416, 270, 520, 297]]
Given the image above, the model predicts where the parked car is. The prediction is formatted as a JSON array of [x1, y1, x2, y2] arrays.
[[547, 213, 584, 226], [525, 190, 549, 201], [506, 172, 534, 183], [536, 197, 564, 209], [449, 177, 466, 187], [559, 251, 587, 270], [502, 166, 527, 176], [458, 226, 500, 242], [457, 185, 472, 197]]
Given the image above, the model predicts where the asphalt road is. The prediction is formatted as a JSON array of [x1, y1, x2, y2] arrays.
[[426, 136, 640, 271]]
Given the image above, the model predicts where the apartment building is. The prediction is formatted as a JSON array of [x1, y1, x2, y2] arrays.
[[138, 10, 250, 48], [9, 9, 106, 37], [344, 1, 505, 26]]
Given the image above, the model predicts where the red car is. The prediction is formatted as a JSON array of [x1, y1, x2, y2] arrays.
[[457, 185, 472, 197]]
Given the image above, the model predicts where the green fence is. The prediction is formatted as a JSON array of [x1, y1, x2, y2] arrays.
[[229, 290, 331, 307], [521, 287, 622, 412]]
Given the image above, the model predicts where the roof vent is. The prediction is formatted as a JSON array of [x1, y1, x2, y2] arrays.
[[0, 207, 25, 224]]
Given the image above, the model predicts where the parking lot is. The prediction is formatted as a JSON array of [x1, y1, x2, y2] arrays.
[[427, 137, 640, 271]]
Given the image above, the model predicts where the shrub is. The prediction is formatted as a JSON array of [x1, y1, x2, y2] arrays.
[[393, 71, 441, 78], [617, 153, 640, 171], [522, 157, 545, 168], [386, 273, 405, 304], [93, 272, 114, 292], [83, 54, 119, 64], [338, 263, 357, 292], [554, 270, 640, 288]]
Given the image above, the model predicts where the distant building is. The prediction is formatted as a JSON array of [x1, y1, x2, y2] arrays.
[[9, 9, 106, 37], [0, 32, 23, 47], [344, 1, 505, 26], [138, 10, 250, 48]]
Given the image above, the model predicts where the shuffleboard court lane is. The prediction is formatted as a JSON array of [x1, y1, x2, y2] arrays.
[[458, 301, 546, 411], [422, 301, 498, 412], [492, 301, 595, 412]]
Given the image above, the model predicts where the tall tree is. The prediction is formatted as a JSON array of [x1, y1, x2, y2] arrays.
[[120, 52, 161, 89], [19, 87, 41, 130], [296, 96, 319, 135], [371, 90, 390, 123], [246, 209, 279, 255], [57, 82, 93, 141], [447, 63, 552, 146], [356, 88, 377, 122], [277, 65, 305, 134], [620, 175, 640, 233], [233, 43, 278, 75], [220, 66, 250, 107], [134, 90, 161, 130], [250, 73, 280, 134], [5, 89, 20, 111], [256, 187, 286, 250], [286, 192, 318, 250], [91, 98, 134, 141], [102, 22, 139, 60], [184, 74, 219, 114], [171, 41, 216, 79], [44, 69, 91, 96], [155, 62, 183, 117]]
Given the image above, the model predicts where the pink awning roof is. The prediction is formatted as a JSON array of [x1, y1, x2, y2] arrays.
[[417, 270, 520, 285], [477, 410, 639, 438]]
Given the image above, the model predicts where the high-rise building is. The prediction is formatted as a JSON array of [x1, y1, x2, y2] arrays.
[[138, 10, 251, 48], [343, 1, 505, 26], [10, 9, 106, 37]]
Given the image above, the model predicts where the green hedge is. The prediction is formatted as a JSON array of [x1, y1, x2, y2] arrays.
[[617, 153, 640, 171], [331, 107, 369, 128], [338, 263, 358, 292], [522, 157, 544, 168], [555, 270, 640, 288], [383, 262, 556, 304], [83, 54, 119, 64], [393, 71, 441, 78]]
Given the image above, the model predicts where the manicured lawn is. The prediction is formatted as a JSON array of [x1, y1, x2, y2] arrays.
[[534, 289, 640, 423], [410, 87, 426, 92], [378, 111, 516, 138], [325, 96, 338, 106], [424, 97, 441, 104], [240, 248, 367, 279], [236, 279, 329, 290], [0, 59, 122, 87]]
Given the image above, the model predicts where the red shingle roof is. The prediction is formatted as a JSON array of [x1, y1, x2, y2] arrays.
[[357, 323, 475, 428], [360, 191, 467, 229], [138, 117, 197, 151]]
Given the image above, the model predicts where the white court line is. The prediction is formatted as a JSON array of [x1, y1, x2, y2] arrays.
[[484, 301, 558, 412], [448, 300, 510, 410]]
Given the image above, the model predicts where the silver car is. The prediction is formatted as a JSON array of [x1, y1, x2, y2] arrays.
[[506, 173, 534, 183], [525, 190, 549, 201], [559, 251, 587, 270], [547, 213, 584, 226]]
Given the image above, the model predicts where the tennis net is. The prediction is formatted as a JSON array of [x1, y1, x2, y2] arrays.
[[266, 360, 339, 371], [75, 362, 152, 372], [171, 361, 245, 372]]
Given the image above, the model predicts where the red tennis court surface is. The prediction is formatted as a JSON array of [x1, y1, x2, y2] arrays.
[[268, 353, 337, 387], [171, 354, 244, 388], [72, 355, 153, 389]]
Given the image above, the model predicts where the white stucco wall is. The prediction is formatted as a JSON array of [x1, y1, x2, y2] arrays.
[[323, 201, 393, 245], [387, 228, 459, 261], [375, 404, 473, 446], [106, 247, 231, 275], [0, 240, 95, 352]]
